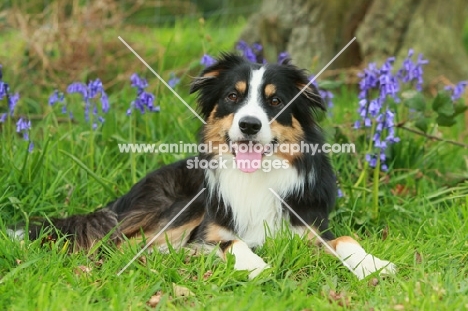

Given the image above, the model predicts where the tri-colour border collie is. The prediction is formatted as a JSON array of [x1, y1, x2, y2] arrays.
[[9, 54, 395, 280]]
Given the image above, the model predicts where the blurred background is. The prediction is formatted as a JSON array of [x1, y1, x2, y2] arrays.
[[1, 0, 467, 96]]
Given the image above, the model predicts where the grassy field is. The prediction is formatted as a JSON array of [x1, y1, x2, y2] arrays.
[[1, 17, 468, 311]]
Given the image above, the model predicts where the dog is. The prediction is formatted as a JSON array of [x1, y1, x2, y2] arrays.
[[8, 53, 395, 280]]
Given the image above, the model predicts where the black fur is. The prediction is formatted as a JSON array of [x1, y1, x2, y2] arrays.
[[14, 54, 336, 251]]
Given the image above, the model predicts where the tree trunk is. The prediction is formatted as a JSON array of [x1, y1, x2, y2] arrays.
[[239, 0, 468, 83]]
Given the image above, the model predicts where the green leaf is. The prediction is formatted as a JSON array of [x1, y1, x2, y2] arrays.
[[414, 116, 429, 133], [404, 92, 426, 112], [317, 80, 343, 90], [453, 101, 468, 116], [432, 92, 454, 116], [436, 114, 457, 127]]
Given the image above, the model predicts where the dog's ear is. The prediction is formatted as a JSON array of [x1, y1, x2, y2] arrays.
[[189, 68, 220, 94], [190, 53, 246, 94], [296, 82, 326, 111]]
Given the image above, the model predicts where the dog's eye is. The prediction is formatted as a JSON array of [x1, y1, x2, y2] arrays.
[[270, 97, 281, 106], [227, 93, 238, 102]]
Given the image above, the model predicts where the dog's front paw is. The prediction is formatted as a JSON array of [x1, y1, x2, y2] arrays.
[[351, 255, 396, 280], [228, 240, 271, 279], [234, 252, 270, 279]]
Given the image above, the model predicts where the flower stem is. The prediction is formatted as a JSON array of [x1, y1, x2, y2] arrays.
[[130, 115, 137, 185], [354, 121, 377, 188], [372, 157, 381, 218]]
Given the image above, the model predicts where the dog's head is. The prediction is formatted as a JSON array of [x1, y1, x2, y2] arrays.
[[190, 53, 325, 173]]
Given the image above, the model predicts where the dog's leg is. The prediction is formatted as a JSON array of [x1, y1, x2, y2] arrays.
[[295, 227, 396, 280], [327, 236, 396, 280], [196, 224, 270, 279], [219, 240, 270, 279]]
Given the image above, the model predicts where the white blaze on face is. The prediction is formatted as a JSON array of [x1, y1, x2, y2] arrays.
[[228, 67, 272, 173]]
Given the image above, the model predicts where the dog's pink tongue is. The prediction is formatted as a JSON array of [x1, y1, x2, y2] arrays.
[[235, 144, 262, 173]]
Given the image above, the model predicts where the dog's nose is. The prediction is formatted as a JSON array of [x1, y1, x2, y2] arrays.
[[239, 116, 262, 135]]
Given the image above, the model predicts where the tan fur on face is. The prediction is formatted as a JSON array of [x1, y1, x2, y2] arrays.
[[203, 70, 220, 78], [264, 84, 276, 97], [235, 81, 247, 94], [270, 117, 305, 162], [204, 106, 234, 155]]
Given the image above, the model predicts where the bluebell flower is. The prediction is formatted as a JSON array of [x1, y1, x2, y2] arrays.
[[130, 73, 149, 90], [200, 54, 216, 68], [0, 81, 6, 100], [308, 75, 334, 109], [28, 142, 34, 152], [65, 79, 110, 128], [67, 82, 88, 98], [168, 73, 181, 88], [49, 90, 64, 106], [356, 53, 412, 170], [278, 52, 290, 64], [445, 81, 467, 101], [7, 92, 19, 116], [127, 73, 159, 115], [236, 40, 262, 63], [101, 93, 109, 113], [252, 43, 263, 52], [337, 188, 344, 198], [16, 118, 31, 140], [397, 49, 428, 91]]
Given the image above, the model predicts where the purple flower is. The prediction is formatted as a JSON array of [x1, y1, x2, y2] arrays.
[[16, 118, 31, 141], [49, 90, 64, 106], [200, 54, 216, 68], [127, 74, 159, 115], [28, 142, 34, 152], [337, 188, 344, 198], [65, 79, 110, 127], [168, 73, 181, 88], [8, 92, 19, 116], [278, 52, 290, 64], [101, 93, 110, 113], [236, 40, 260, 63], [87, 79, 103, 98], [130, 73, 149, 90], [252, 43, 263, 51], [0, 81, 7, 100], [445, 81, 467, 101], [397, 49, 428, 91], [67, 82, 88, 98], [356, 55, 408, 170], [308, 75, 334, 109]]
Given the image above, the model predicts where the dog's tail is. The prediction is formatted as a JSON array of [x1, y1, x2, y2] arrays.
[[7, 208, 121, 250]]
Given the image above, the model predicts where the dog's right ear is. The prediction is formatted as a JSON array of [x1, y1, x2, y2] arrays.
[[189, 66, 221, 94], [190, 53, 246, 94]]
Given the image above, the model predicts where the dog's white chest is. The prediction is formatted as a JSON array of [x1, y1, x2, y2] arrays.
[[207, 158, 304, 247]]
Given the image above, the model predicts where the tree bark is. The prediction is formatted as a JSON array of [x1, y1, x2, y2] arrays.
[[239, 0, 468, 83]]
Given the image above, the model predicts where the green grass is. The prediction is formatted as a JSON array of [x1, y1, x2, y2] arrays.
[[1, 18, 468, 311]]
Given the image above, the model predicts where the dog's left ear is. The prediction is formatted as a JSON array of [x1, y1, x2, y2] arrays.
[[296, 82, 326, 111]]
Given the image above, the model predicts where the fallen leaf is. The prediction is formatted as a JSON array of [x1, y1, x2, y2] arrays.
[[147, 291, 162, 308], [203, 270, 213, 280], [74, 265, 92, 275], [172, 283, 195, 297], [94, 259, 104, 267], [328, 290, 350, 307], [368, 278, 379, 287], [393, 304, 404, 310], [414, 251, 422, 264], [138, 256, 147, 265], [382, 226, 389, 241]]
